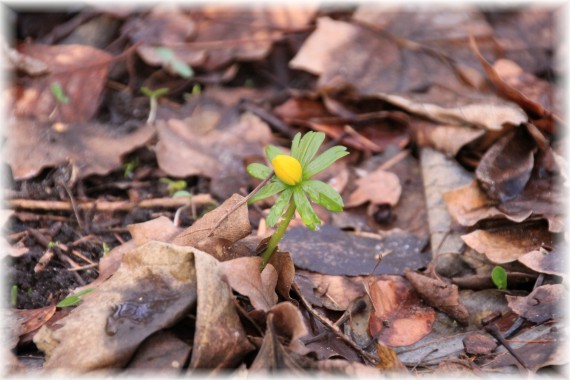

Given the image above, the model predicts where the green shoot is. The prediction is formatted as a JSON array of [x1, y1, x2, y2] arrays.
[[491, 266, 508, 290], [57, 288, 95, 308]]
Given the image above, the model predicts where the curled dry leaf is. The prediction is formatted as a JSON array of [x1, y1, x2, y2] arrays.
[[219, 257, 278, 311], [13, 305, 57, 338], [404, 269, 469, 325], [126, 331, 191, 372], [155, 109, 272, 199], [518, 246, 565, 278], [12, 43, 112, 123], [461, 223, 553, 264], [128, 215, 181, 246], [506, 284, 564, 324], [190, 248, 255, 369], [346, 169, 401, 208], [476, 128, 536, 202], [268, 302, 310, 356], [368, 276, 436, 347], [33, 241, 200, 371], [413, 120, 485, 156], [5, 119, 155, 180], [267, 251, 295, 299]]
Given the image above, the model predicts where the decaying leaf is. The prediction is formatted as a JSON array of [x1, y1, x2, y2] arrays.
[[404, 269, 469, 325], [155, 108, 272, 199], [463, 332, 498, 355], [281, 225, 429, 276], [34, 241, 200, 371], [346, 169, 401, 208], [267, 251, 296, 299], [190, 249, 255, 369], [219, 257, 278, 311], [368, 276, 435, 347], [4, 119, 155, 180], [12, 43, 112, 123], [268, 302, 310, 356], [476, 128, 536, 202], [413, 121, 486, 157], [126, 331, 191, 372], [13, 305, 57, 337], [506, 284, 564, 324], [128, 215, 181, 246], [461, 223, 553, 264], [518, 246, 565, 278]]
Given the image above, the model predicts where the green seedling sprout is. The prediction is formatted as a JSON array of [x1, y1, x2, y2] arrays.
[[122, 157, 140, 178], [159, 178, 188, 197], [491, 266, 508, 290], [102, 242, 110, 256], [247, 131, 349, 270], [141, 86, 169, 125], [155, 47, 194, 79], [49, 82, 69, 120], [11, 285, 18, 307], [57, 288, 94, 308]]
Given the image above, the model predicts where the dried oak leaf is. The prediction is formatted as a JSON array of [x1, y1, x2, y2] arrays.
[[34, 241, 200, 371], [219, 257, 278, 311], [404, 269, 469, 325], [461, 223, 553, 264], [12, 43, 112, 123], [346, 169, 401, 208], [4, 119, 155, 180], [155, 109, 272, 199], [506, 284, 564, 324], [368, 275, 436, 347]]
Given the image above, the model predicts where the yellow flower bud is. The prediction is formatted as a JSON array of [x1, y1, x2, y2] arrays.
[[272, 155, 302, 186]]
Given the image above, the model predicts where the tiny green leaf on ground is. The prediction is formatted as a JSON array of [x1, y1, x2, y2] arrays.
[[56, 288, 95, 308], [491, 266, 508, 290]]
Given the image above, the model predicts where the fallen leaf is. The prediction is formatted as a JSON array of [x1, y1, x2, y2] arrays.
[[404, 269, 469, 325], [368, 276, 436, 346], [459, 289, 515, 327], [155, 107, 272, 199], [376, 342, 408, 372], [463, 332, 498, 355], [413, 120, 486, 156], [506, 284, 564, 324], [268, 301, 310, 355], [346, 169, 401, 208], [476, 128, 537, 202], [13, 43, 112, 123], [313, 359, 382, 376], [518, 246, 565, 278], [461, 223, 553, 264], [5, 119, 155, 180], [126, 331, 191, 372], [281, 225, 429, 276], [267, 251, 295, 300], [34, 241, 200, 371], [190, 249, 255, 369], [172, 193, 251, 252], [13, 305, 57, 337], [219, 257, 278, 311], [128, 215, 181, 246]]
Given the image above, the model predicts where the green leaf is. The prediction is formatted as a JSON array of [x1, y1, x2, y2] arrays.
[[266, 145, 285, 162], [293, 187, 321, 230], [298, 132, 326, 167], [290, 132, 302, 160], [141, 86, 153, 97], [491, 266, 508, 290], [171, 59, 194, 78], [155, 46, 175, 60], [303, 146, 349, 179], [173, 190, 192, 198], [247, 163, 273, 180], [301, 180, 344, 212], [153, 87, 170, 97], [57, 288, 94, 308], [11, 285, 17, 306], [50, 83, 69, 104], [249, 181, 287, 204], [266, 188, 293, 227]]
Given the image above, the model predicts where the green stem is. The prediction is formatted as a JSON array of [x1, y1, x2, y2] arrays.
[[259, 200, 296, 271]]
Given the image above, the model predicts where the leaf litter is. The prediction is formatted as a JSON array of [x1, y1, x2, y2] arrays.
[[4, 4, 565, 378]]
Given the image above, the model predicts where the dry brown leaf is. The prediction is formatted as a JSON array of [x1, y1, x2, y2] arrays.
[[269, 301, 310, 356], [461, 223, 553, 264], [463, 332, 498, 355], [413, 120, 485, 156], [34, 241, 200, 371], [314, 359, 382, 376], [518, 247, 565, 278], [346, 169, 401, 208], [5, 119, 155, 180], [155, 109, 272, 199], [126, 331, 191, 372], [219, 257, 278, 311], [368, 276, 435, 346], [13, 43, 112, 123], [404, 269, 469, 325], [190, 248, 255, 369], [506, 284, 564, 324], [13, 305, 57, 337], [172, 193, 251, 251], [267, 252, 295, 300], [128, 216, 181, 246]]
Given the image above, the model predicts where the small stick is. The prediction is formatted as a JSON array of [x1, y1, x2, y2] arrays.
[[485, 323, 530, 372], [292, 282, 379, 365], [206, 172, 273, 237]]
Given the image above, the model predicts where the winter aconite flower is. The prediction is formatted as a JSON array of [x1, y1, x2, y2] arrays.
[[246, 131, 349, 269], [247, 131, 349, 231]]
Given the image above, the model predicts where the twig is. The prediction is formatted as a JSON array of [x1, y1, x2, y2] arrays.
[[485, 323, 530, 372], [292, 282, 379, 365], [207, 172, 273, 237], [6, 194, 214, 212]]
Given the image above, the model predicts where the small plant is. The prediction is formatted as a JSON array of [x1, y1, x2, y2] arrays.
[[141, 86, 169, 125], [247, 131, 349, 269], [159, 177, 188, 197], [57, 288, 94, 308], [155, 47, 194, 79], [491, 266, 508, 290], [50, 82, 70, 104], [11, 285, 18, 307], [122, 157, 140, 178], [102, 242, 110, 256]]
